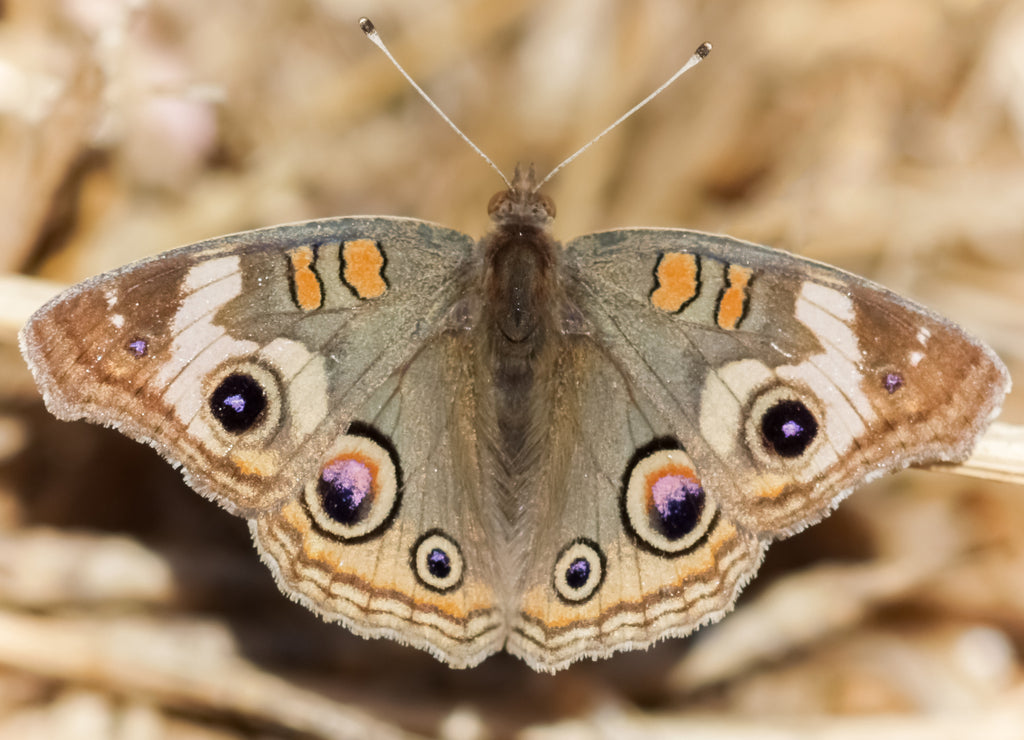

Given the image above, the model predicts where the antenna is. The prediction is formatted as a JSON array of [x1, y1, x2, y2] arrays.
[[535, 42, 712, 191], [360, 18, 711, 194], [359, 18, 511, 190]]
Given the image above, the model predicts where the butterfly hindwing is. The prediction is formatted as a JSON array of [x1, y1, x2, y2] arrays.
[[251, 328, 505, 667], [506, 333, 766, 671]]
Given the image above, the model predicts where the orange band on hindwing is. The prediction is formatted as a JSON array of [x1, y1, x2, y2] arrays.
[[287, 245, 324, 311], [716, 264, 753, 330], [650, 253, 700, 312], [342, 239, 388, 299]]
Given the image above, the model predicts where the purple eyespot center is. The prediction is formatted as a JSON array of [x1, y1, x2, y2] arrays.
[[127, 338, 148, 357], [760, 399, 818, 458], [318, 458, 374, 525], [565, 557, 591, 589], [648, 471, 705, 540], [781, 419, 803, 438], [427, 548, 451, 578]]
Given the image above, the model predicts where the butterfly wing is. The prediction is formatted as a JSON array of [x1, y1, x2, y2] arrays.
[[250, 326, 506, 666], [20, 217, 505, 667], [506, 227, 1009, 671], [505, 333, 766, 671]]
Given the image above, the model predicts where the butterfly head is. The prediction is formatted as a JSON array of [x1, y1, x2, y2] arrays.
[[487, 163, 556, 229]]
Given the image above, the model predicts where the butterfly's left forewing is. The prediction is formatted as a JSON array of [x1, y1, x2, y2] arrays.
[[565, 228, 1008, 535]]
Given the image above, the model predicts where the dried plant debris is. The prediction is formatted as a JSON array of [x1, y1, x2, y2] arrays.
[[0, 0, 1022, 737]]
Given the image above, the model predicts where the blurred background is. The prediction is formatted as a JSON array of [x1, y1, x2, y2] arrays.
[[0, 0, 1023, 737]]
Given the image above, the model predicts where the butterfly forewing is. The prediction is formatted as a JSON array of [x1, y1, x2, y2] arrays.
[[20, 217, 475, 518], [565, 228, 1009, 537]]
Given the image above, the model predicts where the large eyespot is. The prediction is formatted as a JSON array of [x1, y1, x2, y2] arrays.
[[621, 439, 718, 556], [761, 400, 818, 457], [552, 538, 605, 604], [411, 530, 464, 593], [210, 374, 266, 431], [203, 360, 283, 445], [744, 385, 824, 465], [303, 423, 401, 542]]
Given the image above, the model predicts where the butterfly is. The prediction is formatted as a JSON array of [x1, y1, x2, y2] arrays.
[[18, 21, 1009, 673]]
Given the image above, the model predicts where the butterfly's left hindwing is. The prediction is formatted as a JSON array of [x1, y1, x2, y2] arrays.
[[502, 228, 1008, 671]]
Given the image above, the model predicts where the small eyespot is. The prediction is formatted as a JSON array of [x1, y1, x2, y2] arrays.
[[564, 558, 590, 589], [883, 371, 904, 394], [126, 337, 148, 357], [411, 530, 463, 593], [759, 399, 819, 458], [209, 373, 267, 433], [304, 423, 402, 541], [621, 440, 718, 556], [553, 539, 605, 604]]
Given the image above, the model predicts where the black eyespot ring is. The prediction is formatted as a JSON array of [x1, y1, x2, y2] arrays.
[[760, 399, 818, 458], [303, 422, 402, 542], [743, 384, 825, 467], [620, 438, 718, 556], [552, 538, 605, 604], [411, 530, 464, 593], [210, 373, 267, 432]]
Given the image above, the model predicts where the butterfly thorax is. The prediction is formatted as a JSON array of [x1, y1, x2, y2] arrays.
[[482, 163, 559, 376]]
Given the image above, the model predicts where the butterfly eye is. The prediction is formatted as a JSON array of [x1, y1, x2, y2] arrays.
[[486, 190, 507, 216], [552, 539, 605, 604], [304, 424, 402, 542], [744, 385, 824, 465], [536, 192, 556, 219], [203, 360, 283, 445], [621, 442, 719, 556], [411, 530, 464, 593]]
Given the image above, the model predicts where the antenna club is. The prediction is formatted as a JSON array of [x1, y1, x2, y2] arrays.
[[696, 42, 712, 58], [359, 18, 375, 35]]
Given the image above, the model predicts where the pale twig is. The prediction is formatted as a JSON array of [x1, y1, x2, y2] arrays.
[[933, 421, 1024, 484], [0, 610, 423, 740]]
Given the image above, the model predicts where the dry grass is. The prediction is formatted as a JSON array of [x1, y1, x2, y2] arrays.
[[0, 0, 1022, 737]]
